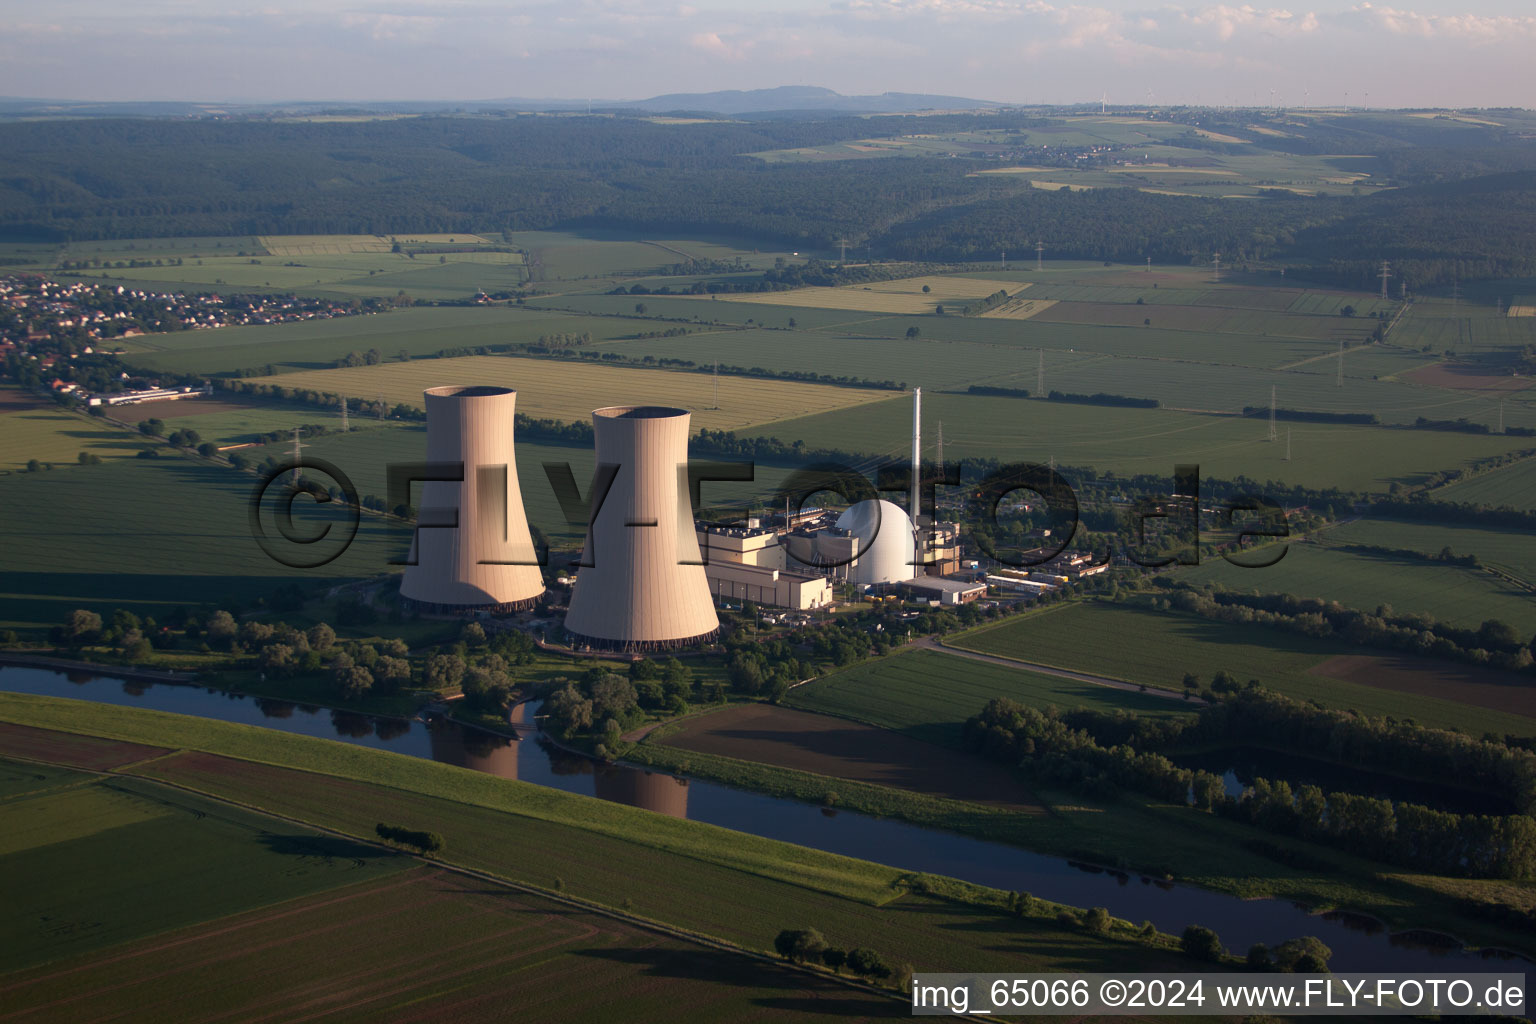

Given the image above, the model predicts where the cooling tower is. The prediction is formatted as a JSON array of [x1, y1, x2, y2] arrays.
[[838, 499, 917, 585], [399, 385, 544, 613], [564, 406, 719, 651]]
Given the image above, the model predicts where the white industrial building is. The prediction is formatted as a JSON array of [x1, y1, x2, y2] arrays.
[[697, 522, 832, 610]]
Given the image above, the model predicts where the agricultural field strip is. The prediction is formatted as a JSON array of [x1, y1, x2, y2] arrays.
[[252, 355, 891, 435], [0, 758, 893, 1017], [785, 645, 1194, 746], [0, 843, 901, 1024], [1179, 537, 1536, 632], [0, 712, 1218, 983], [952, 602, 1536, 737], [0, 695, 907, 905]]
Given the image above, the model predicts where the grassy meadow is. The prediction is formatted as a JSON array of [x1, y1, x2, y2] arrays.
[[1180, 540, 1536, 634], [0, 767, 408, 970], [953, 602, 1536, 737], [786, 647, 1193, 747], [0, 702, 1219, 1004], [256, 354, 892, 434], [0, 453, 402, 630], [1431, 457, 1536, 510], [119, 306, 641, 375], [0, 404, 159, 471], [744, 392, 1533, 492]]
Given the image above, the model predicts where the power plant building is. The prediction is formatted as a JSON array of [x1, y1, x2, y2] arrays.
[[399, 385, 544, 613], [564, 406, 719, 651]]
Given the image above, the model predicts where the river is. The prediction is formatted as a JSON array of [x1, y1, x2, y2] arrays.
[[1, 664, 1528, 974]]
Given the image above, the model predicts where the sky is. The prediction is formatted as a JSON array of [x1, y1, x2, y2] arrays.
[[1, 0, 1533, 109]]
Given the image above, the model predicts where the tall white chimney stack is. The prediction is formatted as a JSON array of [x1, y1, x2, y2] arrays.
[[910, 387, 922, 526]]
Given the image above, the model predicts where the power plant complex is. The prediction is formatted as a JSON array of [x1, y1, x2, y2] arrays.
[[400, 383, 1011, 644]]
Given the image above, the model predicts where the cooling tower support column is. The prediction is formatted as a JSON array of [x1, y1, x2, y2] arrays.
[[399, 385, 544, 614], [564, 406, 719, 653]]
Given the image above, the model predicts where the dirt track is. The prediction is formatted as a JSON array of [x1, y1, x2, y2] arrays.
[[656, 703, 1046, 812]]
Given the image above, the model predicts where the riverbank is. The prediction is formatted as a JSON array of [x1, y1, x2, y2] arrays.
[[0, 649, 427, 720], [625, 724, 1536, 960], [0, 652, 203, 685], [0, 689, 1208, 981]]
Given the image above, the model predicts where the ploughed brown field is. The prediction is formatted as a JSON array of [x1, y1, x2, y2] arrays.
[[1400, 362, 1536, 395], [104, 396, 258, 423], [0, 867, 902, 1024], [657, 704, 1046, 812], [0, 721, 167, 771], [1312, 654, 1536, 720]]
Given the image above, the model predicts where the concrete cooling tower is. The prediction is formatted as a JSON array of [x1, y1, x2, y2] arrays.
[[399, 385, 544, 613], [564, 406, 719, 652], [838, 499, 917, 585]]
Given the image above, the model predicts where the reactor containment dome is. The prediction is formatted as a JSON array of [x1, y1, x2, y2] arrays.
[[399, 385, 545, 613], [838, 499, 917, 586], [564, 406, 719, 652]]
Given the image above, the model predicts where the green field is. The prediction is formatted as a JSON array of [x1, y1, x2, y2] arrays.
[[746, 117, 1393, 199], [593, 326, 1089, 390], [953, 602, 1536, 736], [1322, 516, 1536, 586], [787, 648, 1192, 747], [257, 354, 891, 435], [119, 306, 644, 376], [511, 230, 800, 281], [0, 453, 402, 630], [0, 765, 407, 970], [106, 400, 382, 448], [746, 392, 1533, 492], [0, 757, 94, 798], [0, 697, 1208, 978], [2, 864, 902, 1024], [0, 404, 158, 471], [1181, 539, 1536, 634], [1432, 457, 1536, 510]]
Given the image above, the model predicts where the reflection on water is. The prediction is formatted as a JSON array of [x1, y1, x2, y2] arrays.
[[593, 763, 689, 818], [255, 699, 296, 719], [427, 720, 520, 780], [1322, 910, 1385, 936], [1, 663, 1530, 973]]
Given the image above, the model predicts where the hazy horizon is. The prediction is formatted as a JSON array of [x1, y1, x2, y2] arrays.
[[3, 0, 1535, 110]]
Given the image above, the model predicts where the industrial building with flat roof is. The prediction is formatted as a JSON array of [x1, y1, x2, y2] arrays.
[[899, 576, 987, 605]]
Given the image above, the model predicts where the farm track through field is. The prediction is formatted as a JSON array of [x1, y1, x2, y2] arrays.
[[0, 733, 906, 1015], [921, 637, 1198, 704]]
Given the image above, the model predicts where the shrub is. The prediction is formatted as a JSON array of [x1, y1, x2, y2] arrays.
[[1181, 925, 1224, 962]]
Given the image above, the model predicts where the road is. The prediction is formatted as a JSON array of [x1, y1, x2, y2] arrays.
[[913, 636, 1201, 705]]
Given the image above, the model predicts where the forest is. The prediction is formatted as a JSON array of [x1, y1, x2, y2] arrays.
[[2, 113, 1535, 287], [963, 690, 1536, 878]]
